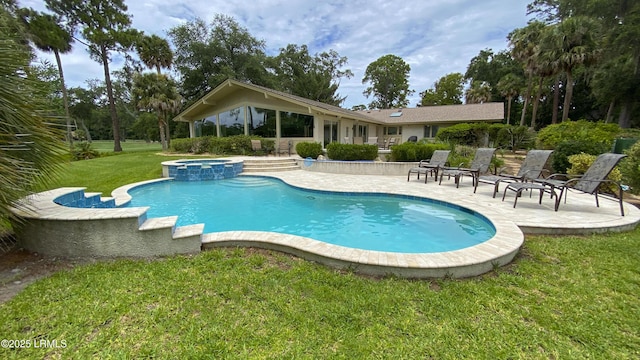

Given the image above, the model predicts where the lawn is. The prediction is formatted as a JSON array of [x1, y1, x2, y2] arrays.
[[90, 140, 163, 153], [1, 151, 639, 358]]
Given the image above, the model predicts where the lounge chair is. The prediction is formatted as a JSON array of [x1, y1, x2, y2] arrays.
[[387, 137, 397, 148], [476, 150, 553, 197], [366, 136, 378, 145], [502, 153, 627, 215], [407, 150, 451, 183], [438, 148, 496, 189]]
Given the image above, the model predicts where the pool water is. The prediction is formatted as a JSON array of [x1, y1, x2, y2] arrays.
[[125, 176, 496, 253]]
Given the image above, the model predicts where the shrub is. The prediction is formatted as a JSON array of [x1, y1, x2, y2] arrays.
[[551, 140, 609, 173], [620, 141, 640, 194], [496, 125, 536, 151], [71, 141, 99, 161], [567, 153, 622, 194], [536, 120, 620, 149], [389, 142, 450, 162], [326, 143, 378, 161], [436, 123, 490, 146], [170, 138, 194, 153], [296, 142, 323, 158]]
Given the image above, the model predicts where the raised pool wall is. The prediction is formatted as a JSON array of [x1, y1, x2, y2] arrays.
[[298, 159, 418, 176], [162, 159, 243, 181]]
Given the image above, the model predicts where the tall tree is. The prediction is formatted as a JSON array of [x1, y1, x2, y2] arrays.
[[132, 73, 182, 151], [419, 72, 464, 106], [269, 44, 353, 106], [509, 21, 546, 126], [46, 0, 139, 152], [497, 73, 522, 124], [18, 8, 74, 148], [0, 6, 65, 222], [135, 33, 173, 75], [169, 15, 270, 103], [465, 81, 492, 104], [362, 54, 414, 109], [542, 16, 601, 122]]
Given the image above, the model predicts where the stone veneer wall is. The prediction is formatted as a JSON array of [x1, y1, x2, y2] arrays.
[[162, 159, 243, 181]]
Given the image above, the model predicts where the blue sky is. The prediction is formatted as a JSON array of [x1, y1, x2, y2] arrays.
[[23, 0, 533, 109]]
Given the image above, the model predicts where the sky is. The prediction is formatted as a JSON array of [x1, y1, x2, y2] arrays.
[[22, 0, 534, 109]]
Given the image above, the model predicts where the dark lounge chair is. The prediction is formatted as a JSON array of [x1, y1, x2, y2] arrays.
[[476, 150, 553, 197], [439, 148, 496, 189], [407, 150, 450, 183], [502, 153, 627, 215]]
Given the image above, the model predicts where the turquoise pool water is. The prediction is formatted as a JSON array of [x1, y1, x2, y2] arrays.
[[125, 176, 496, 253]]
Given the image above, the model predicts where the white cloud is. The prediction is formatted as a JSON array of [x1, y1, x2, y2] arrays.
[[23, 0, 532, 108]]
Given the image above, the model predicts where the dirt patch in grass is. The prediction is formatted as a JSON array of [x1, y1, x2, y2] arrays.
[[0, 249, 90, 304]]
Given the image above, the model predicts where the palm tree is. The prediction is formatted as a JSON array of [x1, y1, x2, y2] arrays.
[[132, 73, 182, 151], [0, 7, 65, 222], [19, 8, 74, 148], [465, 81, 492, 104], [542, 16, 601, 122], [508, 21, 546, 126], [497, 73, 522, 125], [135, 34, 173, 75]]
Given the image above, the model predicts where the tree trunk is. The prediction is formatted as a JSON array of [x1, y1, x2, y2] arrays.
[[54, 49, 73, 149], [562, 70, 574, 122], [605, 99, 615, 123], [164, 119, 171, 149], [531, 77, 543, 129], [552, 75, 560, 124], [520, 72, 533, 126], [157, 113, 167, 151], [80, 119, 92, 142], [101, 45, 122, 152], [506, 96, 512, 125], [618, 100, 632, 128]]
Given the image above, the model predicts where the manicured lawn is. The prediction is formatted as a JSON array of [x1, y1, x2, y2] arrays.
[[1, 151, 639, 358], [90, 140, 163, 153]]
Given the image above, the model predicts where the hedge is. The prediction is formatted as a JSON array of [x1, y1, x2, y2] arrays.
[[295, 142, 324, 158], [389, 142, 450, 162], [326, 143, 378, 161], [169, 135, 274, 155]]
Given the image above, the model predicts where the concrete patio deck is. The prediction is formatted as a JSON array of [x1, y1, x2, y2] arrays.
[[240, 169, 640, 235]]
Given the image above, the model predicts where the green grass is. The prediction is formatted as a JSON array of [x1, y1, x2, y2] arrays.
[[1, 152, 639, 358], [90, 140, 163, 153]]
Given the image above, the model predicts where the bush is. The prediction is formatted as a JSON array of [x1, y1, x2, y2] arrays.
[[567, 153, 622, 194], [551, 140, 609, 173], [390, 142, 450, 162], [620, 141, 640, 194], [436, 123, 490, 147], [295, 142, 323, 158], [170, 135, 267, 155], [71, 141, 100, 161], [537, 120, 620, 150], [170, 138, 194, 153], [326, 143, 378, 161], [496, 125, 536, 151]]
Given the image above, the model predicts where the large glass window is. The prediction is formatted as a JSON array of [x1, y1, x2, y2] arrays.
[[219, 107, 245, 137], [281, 111, 314, 137], [323, 120, 339, 147], [248, 106, 276, 137], [195, 115, 217, 137]]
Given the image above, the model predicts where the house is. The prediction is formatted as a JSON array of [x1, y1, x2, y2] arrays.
[[173, 79, 504, 151]]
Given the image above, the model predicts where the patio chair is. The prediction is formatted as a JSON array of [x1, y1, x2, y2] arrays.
[[250, 139, 262, 154], [277, 139, 291, 156], [407, 150, 451, 183], [366, 136, 378, 146], [387, 137, 397, 148], [377, 137, 386, 149], [353, 137, 364, 145], [502, 153, 627, 215], [476, 150, 553, 197], [438, 148, 496, 189]]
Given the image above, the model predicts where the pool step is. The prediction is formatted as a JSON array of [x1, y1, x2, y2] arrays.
[[138, 216, 204, 250], [242, 158, 299, 172]]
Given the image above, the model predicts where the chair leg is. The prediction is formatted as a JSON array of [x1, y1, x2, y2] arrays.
[[619, 186, 625, 216], [594, 191, 600, 208]]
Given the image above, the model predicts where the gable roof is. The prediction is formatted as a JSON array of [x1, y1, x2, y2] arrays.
[[173, 79, 504, 125], [356, 103, 504, 124]]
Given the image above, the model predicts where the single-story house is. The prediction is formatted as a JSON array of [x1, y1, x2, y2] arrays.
[[173, 79, 504, 151]]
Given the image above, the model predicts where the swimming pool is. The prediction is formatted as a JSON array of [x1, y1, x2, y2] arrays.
[[125, 176, 496, 253]]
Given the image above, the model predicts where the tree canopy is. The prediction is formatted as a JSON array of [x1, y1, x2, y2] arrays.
[[419, 73, 464, 106], [362, 54, 414, 109]]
